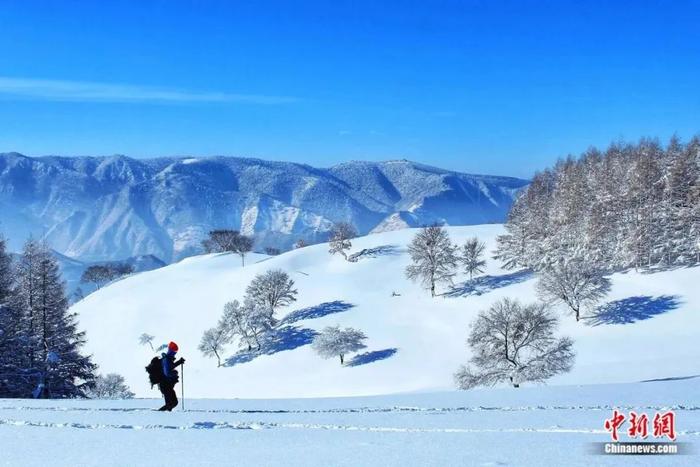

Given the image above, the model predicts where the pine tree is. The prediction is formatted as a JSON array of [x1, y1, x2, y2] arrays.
[[13, 239, 95, 398], [0, 235, 26, 397], [496, 135, 700, 272]]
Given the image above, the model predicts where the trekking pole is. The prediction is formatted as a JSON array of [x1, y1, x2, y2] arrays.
[[181, 362, 185, 411]]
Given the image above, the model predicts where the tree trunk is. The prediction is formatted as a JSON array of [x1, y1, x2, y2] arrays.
[[430, 283, 435, 297], [575, 307, 580, 322], [339, 354, 344, 365]]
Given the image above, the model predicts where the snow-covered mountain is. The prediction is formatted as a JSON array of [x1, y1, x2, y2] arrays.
[[71, 225, 699, 399], [0, 153, 527, 262]]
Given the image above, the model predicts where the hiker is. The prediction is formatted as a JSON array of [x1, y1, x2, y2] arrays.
[[158, 341, 185, 411]]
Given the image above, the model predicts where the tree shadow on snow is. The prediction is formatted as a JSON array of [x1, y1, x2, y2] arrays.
[[348, 245, 401, 262], [444, 269, 533, 298], [345, 348, 398, 367], [224, 326, 318, 367], [641, 374, 700, 383], [281, 301, 355, 325], [585, 295, 681, 327]]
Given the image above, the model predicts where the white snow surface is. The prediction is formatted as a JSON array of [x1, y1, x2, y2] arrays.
[[0, 379, 698, 466], [72, 225, 700, 399]]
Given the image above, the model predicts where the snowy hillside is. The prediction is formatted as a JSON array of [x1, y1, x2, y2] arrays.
[[72, 225, 700, 399], [0, 153, 527, 261]]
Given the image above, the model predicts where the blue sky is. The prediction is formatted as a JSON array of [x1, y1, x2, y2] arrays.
[[0, 0, 698, 178]]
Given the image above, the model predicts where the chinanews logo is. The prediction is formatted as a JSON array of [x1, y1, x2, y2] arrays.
[[590, 409, 694, 456]]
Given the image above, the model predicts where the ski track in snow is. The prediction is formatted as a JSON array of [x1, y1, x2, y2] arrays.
[[2, 417, 699, 436], [2, 404, 698, 414]]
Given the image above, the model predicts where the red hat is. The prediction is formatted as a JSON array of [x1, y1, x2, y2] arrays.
[[168, 341, 179, 352]]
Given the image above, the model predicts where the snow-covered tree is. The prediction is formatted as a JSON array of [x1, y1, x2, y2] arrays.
[[461, 237, 486, 280], [0, 236, 12, 304], [0, 235, 23, 397], [198, 324, 231, 367], [220, 299, 272, 351], [87, 373, 134, 399], [328, 222, 357, 260], [455, 298, 574, 389], [294, 239, 307, 249], [496, 136, 700, 272], [405, 225, 458, 297], [536, 259, 611, 322], [311, 326, 367, 365], [138, 333, 155, 351], [245, 269, 298, 321], [13, 239, 96, 398]]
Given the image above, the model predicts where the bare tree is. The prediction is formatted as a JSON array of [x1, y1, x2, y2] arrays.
[[405, 225, 458, 297], [461, 237, 486, 280], [198, 325, 231, 367], [328, 222, 357, 260], [311, 326, 367, 365], [81, 263, 134, 289], [246, 269, 298, 322], [138, 333, 155, 351], [80, 265, 112, 289], [235, 235, 254, 266], [536, 260, 611, 322], [202, 230, 254, 266], [87, 373, 135, 399], [455, 298, 574, 389], [202, 230, 240, 253], [294, 239, 307, 249]]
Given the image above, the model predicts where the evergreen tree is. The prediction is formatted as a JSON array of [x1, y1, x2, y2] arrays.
[[496, 135, 700, 272], [0, 235, 26, 397], [12, 239, 96, 398]]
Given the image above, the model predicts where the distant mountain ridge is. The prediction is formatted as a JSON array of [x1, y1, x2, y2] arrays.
[[0, 152, 528, 261]]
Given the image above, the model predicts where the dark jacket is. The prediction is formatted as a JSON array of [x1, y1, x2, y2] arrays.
[[161, 350, 179, 384]]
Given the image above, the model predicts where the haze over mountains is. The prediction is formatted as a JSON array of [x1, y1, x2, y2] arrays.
[[0, 152, 527, 262]]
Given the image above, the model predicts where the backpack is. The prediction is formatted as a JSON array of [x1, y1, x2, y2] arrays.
[[145, 356, 163, 387]]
